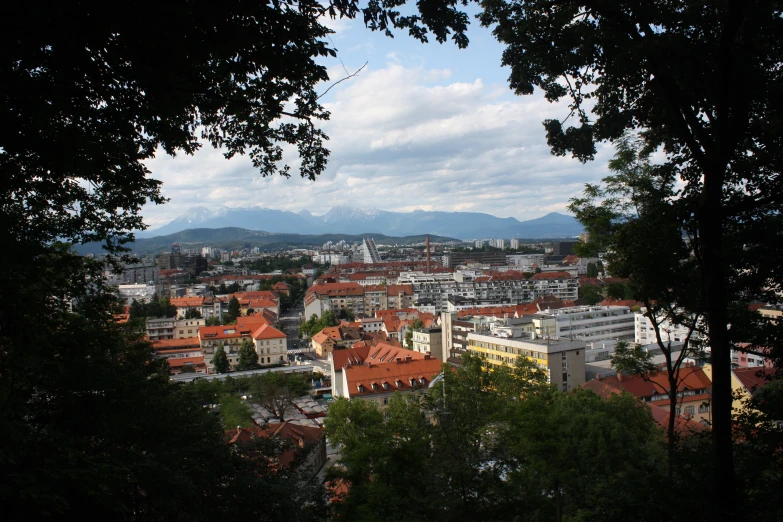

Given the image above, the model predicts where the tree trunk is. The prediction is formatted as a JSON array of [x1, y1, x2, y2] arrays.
[[698, 176, 735, 521]]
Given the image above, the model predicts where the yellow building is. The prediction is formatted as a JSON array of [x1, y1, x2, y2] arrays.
[[467, 332, 586, 391]]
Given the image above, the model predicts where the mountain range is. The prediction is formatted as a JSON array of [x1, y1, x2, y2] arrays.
[[139, 206, 583, 240]]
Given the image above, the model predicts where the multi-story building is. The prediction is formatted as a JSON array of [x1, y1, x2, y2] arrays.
[[634, 312, 698, 345], [330, 343, 442, 406], [552, 241, 578, 256], [474, 240, 484, 248], [533, 305, 635, 342], [510, 239, 520, 249], [198, 321, 286, 372], [442, 251, 507, 269], [412, 326, 444, 361], [467, 332, 586, 391], [362, 237, 382, 264], [304, 282, 366, 319], [105, 259, 159, 284], [118, 283, 157, 305], [146, 317, 206, 341]]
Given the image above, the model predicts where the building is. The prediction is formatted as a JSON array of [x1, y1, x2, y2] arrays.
[[552, 241, 578, 256], [635, 312, 699, 345], [510, 239, 520, 249], [252, 323, 288, 366], [105, 259, 159, 284], [442, 251, 507, 269], [596, 366, 713, 424], [118, 283, 157, 305], [412, 326, 444, 361], [362, 237, 382, 264], [533, 305, 635, 342], [157, 248, 208, 276], [146, 317, 205, 341], [304, 282, 365, 319], [331, 343, 443, 407], [198, 322, 286, 372], [474, 240, 484, 248], [467, 332, 586, 391], [311, 325, 362, 358]]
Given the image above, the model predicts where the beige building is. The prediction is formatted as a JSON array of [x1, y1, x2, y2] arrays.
[[467, 332, 586, 391], [412, 326, 444, 362], [147, 317, 206, 341]]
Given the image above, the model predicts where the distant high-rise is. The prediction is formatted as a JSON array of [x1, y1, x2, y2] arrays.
[[474, 239, 484, 248], [510, 238, 520, 249], [362, 237, 382, 264]]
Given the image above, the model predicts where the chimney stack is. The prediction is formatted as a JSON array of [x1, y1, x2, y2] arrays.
[[426, 235, 431, 274]]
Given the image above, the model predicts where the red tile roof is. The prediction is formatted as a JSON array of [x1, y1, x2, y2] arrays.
[[344, 357, 443, 397], [252, 324, 286, 340], [597, 367, 712, 405], [152, 337, 201, 350], [167, 356, 205, 368], [306, 282, 364, 297], [733, 367, 777, 392]]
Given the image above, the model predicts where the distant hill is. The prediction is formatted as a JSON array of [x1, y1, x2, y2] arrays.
[[138, 206, 583, 240], [75, 229, 461, 256]]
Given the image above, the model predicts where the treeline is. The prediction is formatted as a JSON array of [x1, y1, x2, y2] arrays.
[[325, 354, 783, 521]]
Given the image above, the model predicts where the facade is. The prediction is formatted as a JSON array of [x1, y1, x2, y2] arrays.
[[510, 239, 520, 249], [362, 237, 382, 264], [340, 353, 442, 407], [635, 312, 698, 345], [533, 305, 635, 342], [146, 317, 206, 341], [412, 326, 444, 361], [467, 332, 586, 391], [442, 251, 507, 269], [118, 283, 157, 305], [252, 324, 288, 366], [198, 322, 286, 372], [552, 242, 578, 256]]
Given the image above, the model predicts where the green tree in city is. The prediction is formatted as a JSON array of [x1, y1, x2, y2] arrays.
[[212, 346, 230, 374], [228, 297, 242, 319], [237, 338, 259, 371], [578, 284, 603, 306], [586, 262, 599, 278], [404, 318, 425, 349], [249, 372, 311, 421], [205, 316, 221, 327], [184, 308, 202, 319]]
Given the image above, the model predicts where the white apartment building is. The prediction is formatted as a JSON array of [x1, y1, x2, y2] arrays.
[[118, 283, 157, 305], [474, 240, 484, 248], [634, 312, 701, 345], [535, 305, 635, 342], [314, 252, 351, 265], [510, 238, 520, 249]]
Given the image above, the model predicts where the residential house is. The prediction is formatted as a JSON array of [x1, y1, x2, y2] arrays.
[[227, 423, 327, 475], [596, 366, 713, 424]]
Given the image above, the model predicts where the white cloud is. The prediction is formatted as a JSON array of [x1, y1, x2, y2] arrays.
[[140, 62, 611, 229]]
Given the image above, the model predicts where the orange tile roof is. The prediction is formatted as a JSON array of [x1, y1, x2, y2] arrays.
[[152, 337, 201, 350], [252, 323, 286, 340], [386, 284, 413, 296], [167, 356, 205, 368], [344, 357, 443, 396], [307, 282, 364, 297], [171, 296, 206, 307], [236, 315, 272, 327], [598, 367, 712, 404], [199, 325, 258, 340]]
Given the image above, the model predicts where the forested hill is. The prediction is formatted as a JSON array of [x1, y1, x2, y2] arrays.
[[74, 228, 461, 255]]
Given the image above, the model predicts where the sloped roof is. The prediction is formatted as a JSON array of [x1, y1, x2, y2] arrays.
[[598, 366, 712, 404], [167, 356, 205, 368], [733, 367, 777, 392], [152, 337, 201, 350], [252, 324, 286, 340], [345, 357, 443, 397]]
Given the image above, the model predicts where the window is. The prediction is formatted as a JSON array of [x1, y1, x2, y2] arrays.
[[383, 398, 389, 405], [684, 406, 695, 417], [699, 403, 710, 414]]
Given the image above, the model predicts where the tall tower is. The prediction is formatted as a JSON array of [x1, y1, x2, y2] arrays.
[[426, 235, 431, 274]]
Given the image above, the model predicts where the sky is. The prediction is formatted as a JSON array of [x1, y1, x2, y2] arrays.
[[140, 11, 615, 230]]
